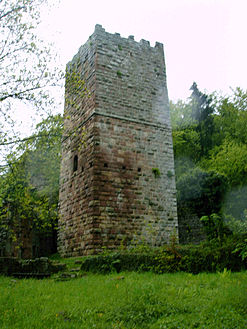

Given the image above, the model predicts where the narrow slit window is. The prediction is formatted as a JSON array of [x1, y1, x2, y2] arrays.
[[104, 163, 108, 168], [73, 155, 78, 172]]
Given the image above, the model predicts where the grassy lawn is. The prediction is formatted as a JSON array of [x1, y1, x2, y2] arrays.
[[0, 271, 246, 328]]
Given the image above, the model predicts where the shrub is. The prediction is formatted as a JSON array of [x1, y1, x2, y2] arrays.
[[81, 252, 156, 274], [179, 239, 244, 273], [200, 213, 232, 243], [233, 235, 247, 261], [80, 236, 247, 274]]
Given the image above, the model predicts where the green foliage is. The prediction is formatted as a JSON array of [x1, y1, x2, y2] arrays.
[[224, 211, 247, 234], [171, 83, 215, 161], [170, 99, 196, 129], [190, 82, 214, 123], [172, 87, 247, 236], [213, 88, 247, 145], [170, 99, 201, 176], [178, 238, 246, 273], [0, 114, 62, 253], [173, 128, 201, 163], [233, 237, 247, 261], [176, 168, 228, 217], [201, 140, 247, 187], [80, 236, 246, 275], [200, 213, 231, 243], [116, 70, 122, 78], [152, 168, 161, 178], [65, 62, 90, 109], [200, 139, 247, 224], [81, 252, 156, 274], [190, 82, 215, 157], [25, 114, 63, 201], [171, 84, 217, 182]]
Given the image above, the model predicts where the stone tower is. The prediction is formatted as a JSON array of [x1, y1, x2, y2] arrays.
[[58, 25, 178, 257]]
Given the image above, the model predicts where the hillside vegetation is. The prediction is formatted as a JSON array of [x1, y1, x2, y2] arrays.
[[0, 271, 246, 328]]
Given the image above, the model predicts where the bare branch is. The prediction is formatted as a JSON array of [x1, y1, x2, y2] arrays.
[[0, 84, 49, 102], [0, 6, 25, 21], [0, 30, 11, 58], [0, 133, 61, 146], [0, 44, 30, 63]]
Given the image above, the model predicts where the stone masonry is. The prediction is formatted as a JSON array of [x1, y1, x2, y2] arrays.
[[58, 25, 178, 256]]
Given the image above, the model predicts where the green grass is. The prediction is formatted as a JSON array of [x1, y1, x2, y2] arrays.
[[0, 271, 246, 328]]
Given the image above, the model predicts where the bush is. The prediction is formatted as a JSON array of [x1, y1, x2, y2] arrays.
[[80, 252, 156, 274], [80, 236, 247, 274], [179, 238, 245, 273], [233, 236, 247, 261], [200, 213, 232, 242]]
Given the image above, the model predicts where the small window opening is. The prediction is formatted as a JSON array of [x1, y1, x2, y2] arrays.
[[73, 155, 78, 172], [122, 165, 126, 170], [89, 161, 93, 168], [81, 166, 84, 172], [138, 167, 141, 172], [104, 163, 108, 168]]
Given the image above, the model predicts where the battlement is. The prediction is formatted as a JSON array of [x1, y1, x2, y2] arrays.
[[94, 24, 164, 51], [69, 25, 165, 76]]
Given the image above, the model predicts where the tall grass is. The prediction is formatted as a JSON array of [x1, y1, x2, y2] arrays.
[[0, 271, 246, 328]]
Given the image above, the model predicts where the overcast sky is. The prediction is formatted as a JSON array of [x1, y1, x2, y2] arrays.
[[41, 0, 246, 102]]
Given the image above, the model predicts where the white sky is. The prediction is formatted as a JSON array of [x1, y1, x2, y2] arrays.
[[41, 0, 246, 102]]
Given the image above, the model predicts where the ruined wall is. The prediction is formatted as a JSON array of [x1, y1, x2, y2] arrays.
[[58, 25, 178, 256]]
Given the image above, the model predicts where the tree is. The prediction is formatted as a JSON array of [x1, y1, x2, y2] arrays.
[[0, 114, 62, 257], [0, 0, 62, 146], [202, 140, 247, 187], [170, 99, 196, 130], [23, 114, 63, 201], [213, 88, 247, 146], [201, 140, 247, 222], [172, 86, 247, 239], [172, 128, 200, 179], [170, 84, 216, 179], [190, 82, 215, 157], [199, 88, 247, 223]]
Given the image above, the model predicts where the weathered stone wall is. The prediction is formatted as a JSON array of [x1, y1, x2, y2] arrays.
[[58, 25, 178, 256]]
